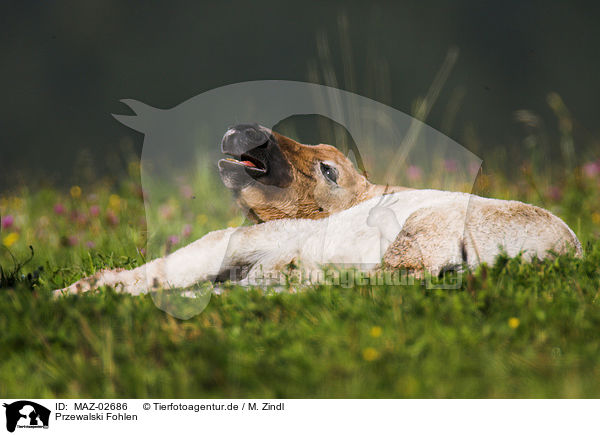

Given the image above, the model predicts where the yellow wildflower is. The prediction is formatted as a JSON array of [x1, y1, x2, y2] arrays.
[[108, 194, 121, 209], [196, 214, 208, 225], [369, 326, 382, 338], [508, 317, 520, 329], [11, 197, 23, 210], [227, 216, 244, 227], [362, 347, 380, 361], [70, 185, 82, 198], [2, 232, 19, 248]]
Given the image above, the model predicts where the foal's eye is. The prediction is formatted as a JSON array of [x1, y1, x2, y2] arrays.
[[320, 162, 338, 184]]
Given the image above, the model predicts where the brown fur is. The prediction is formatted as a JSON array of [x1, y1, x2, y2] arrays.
[[382, 206, 466, 274], [382, 199, 582, 276], [236, 131, 408, 222]]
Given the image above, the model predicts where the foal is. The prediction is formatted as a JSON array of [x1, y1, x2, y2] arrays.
[[55, 124, 581, 295]]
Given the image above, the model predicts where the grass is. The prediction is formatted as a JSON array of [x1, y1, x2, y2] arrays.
[[1, 248, 600, 398], [1, 155, 600, 398]]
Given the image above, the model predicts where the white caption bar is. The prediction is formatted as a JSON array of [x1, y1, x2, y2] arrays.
[[0, 399, 597, 434]]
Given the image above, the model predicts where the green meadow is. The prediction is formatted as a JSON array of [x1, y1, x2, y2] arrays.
[[1, 143, 600, 398]]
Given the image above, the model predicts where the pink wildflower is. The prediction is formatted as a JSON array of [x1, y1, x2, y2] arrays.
[[106, 210, 119, 226], [70, 210, 87, 225], [444, 159, 458, 172], [180, 184, 194, 199], [582, 160, 600, 178], [547, 186, 562, 202], [1, 215, 14, 230], [469, 162, 481, 176], [406, 165, 422, 182], [159, 204, 175, 220]]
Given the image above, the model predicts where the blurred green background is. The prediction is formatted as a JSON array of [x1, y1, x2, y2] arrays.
[[1, 0, 600, 191]]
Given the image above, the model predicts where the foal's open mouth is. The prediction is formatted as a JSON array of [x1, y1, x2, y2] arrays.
[[218, 124, 293, 189], [220, 148, 268, 176]]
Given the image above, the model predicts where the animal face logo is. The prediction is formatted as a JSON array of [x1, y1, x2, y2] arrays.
[[112, 80, 481, 318], [3, 401, 50, 432]]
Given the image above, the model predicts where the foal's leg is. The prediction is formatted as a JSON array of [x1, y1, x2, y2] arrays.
[[53, 227, 239, 296], [53, 218, 321, 296], [381, 206, 468, 276]]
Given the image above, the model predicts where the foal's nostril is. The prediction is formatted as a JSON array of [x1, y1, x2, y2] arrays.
[[221, 124, 269, 155], [244, 127, 265, 143]]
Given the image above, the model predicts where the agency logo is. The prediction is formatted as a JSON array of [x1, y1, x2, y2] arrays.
[[111, 80, 480, 319], [3, 401, 50, 433]]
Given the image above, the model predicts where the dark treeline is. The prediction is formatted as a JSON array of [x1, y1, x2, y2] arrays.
[[1, 1, 599, 191]]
